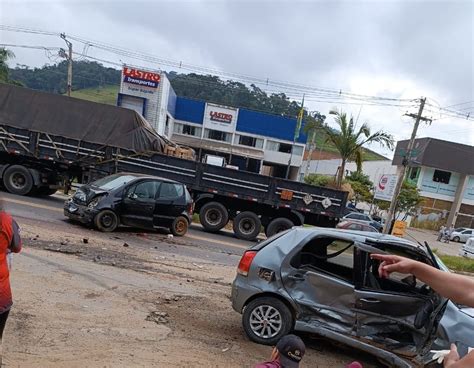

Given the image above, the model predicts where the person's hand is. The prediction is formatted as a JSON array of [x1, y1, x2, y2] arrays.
[[444, 344, 460, 367], [370, 254, 417, 278]]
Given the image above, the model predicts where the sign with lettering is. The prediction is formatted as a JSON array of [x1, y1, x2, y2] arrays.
[[210, 111, 233, 123], [374, 174, 398, 202], [203, 102, 238, 132], [122, 67, 160, 88]]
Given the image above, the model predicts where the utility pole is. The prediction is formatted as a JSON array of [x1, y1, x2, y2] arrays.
[[60, 33, 73, 97], [383, 97, 431, 234], [286, 94, 305, 180], [304, 129, 316, 178]]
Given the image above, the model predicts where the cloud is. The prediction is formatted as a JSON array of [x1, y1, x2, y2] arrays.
[[1, 0, 472, 155]]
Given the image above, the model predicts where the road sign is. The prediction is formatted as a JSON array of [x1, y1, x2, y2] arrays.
[[374, 174, 398, 202]]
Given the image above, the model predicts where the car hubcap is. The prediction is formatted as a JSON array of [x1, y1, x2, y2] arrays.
[[102, 215, 113, 228], [239, 219, 255, 235], [249, 305, 282, 338], [176, 220, 186, 234], [11, 173, 26, 189], [205, 209, 221, 226]]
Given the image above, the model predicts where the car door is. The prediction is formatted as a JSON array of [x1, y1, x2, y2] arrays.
[[353, 243, 447, 356], [153, 182, 185, 229], [120, 180, 160, 229], [281, 236, 356, 333], [461, 230, 472, 242]]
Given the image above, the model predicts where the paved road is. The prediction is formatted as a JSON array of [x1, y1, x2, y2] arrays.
[[1, 191, 255, 266]]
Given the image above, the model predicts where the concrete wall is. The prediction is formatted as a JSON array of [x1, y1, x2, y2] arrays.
[[300, 158, 396, 183]]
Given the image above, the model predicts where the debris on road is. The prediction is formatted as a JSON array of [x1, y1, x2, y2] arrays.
[[146, 311, 169, 324]]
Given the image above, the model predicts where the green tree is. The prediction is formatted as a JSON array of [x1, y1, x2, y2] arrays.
[[396, 181, 422, 220], [304, 173, 333, 187], [0, 48, 15, 83], [345, 171, 373, 204], [324, 109, 394, 188]]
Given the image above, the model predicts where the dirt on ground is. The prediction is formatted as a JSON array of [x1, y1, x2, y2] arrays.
[[3, 217, 379, 368]]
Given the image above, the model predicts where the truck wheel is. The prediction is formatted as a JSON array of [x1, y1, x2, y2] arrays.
[[199, 202, 229, 232], [3, 165, 34, 195], [242, 296, 293, 346], [171, 216, 189, 237], [94, 210, 119, 232], [233, 211, 261, 240], [266, 218, 294, 238]]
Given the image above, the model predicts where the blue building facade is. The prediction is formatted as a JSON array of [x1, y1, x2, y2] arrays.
[[170, 97, 307, 179]]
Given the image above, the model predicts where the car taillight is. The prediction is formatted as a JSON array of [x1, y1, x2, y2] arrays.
[[237, 250, 257, 276], [187, 202, 194, 215]]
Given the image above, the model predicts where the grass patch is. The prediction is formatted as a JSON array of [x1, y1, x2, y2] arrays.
[[69, 85, 119, 105], [438, 255, 474, 273], [192, 213, 200, 224]]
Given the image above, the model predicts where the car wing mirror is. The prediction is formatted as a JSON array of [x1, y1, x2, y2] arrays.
[[401, 275, 416, 287]]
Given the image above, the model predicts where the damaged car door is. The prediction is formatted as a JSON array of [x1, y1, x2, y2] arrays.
[[353, 243, 447, 361], [281, 236, 356, 333]]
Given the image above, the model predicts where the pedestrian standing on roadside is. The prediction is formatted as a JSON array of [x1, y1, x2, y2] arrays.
[[438, 225, 446, 241], [255, 334, 305, 368], [0, 200, 22, 365]]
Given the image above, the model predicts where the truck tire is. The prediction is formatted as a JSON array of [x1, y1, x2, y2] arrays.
[[233, 211, 261, 241], [170, 216, 189, 237], [94, 210, 119, 232], [242, 296, 293, 346], [266, 218, 294, 238], [3, 165, 34, 195], [199, 202, 229, 232]]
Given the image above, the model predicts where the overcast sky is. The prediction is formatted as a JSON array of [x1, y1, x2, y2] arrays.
[[1, 0, 473, 158]]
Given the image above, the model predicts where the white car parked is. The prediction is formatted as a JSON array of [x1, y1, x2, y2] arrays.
[[450, 228, 473, 243], [459, 237, 474, 259]]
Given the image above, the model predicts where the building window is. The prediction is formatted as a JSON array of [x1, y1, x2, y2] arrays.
[[408, 167, 420, 183], [173, 123, 202, 137], [236, 134, 264, 148], [204, 129, 231, 143], [292, 145, 304, 156], [433, 169, 451, 184], [266, 140, 294, 153], [278, 143, 292, 153]]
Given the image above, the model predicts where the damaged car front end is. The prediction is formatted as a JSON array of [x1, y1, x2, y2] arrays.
[[231, 228, 468, 367]]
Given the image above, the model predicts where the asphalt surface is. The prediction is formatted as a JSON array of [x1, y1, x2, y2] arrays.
[[1, 190, 255, 267]]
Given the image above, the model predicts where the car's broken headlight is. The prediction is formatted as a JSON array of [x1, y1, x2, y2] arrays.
[[87, 196, 103, 208]]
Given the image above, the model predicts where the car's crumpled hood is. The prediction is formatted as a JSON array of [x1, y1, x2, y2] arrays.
[[73, 185, 108, 204]]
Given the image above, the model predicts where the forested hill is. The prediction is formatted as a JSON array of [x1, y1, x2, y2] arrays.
[[9, 60, 302, 117]]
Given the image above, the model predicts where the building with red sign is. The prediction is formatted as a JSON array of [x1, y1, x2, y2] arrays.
[[117, 67, 306, 180]]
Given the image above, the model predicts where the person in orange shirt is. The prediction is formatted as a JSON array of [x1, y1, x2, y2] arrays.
[[0, 203, 22, 364]]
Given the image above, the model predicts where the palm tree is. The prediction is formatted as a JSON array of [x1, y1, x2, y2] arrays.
[[325, 108, 394, 188], [0, 48, 15, 83]]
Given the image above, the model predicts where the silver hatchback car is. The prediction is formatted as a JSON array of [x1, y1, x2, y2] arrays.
[[231, 228, 473, 368]]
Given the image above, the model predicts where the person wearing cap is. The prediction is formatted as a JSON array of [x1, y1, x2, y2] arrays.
[[255, 334, 305, 368]]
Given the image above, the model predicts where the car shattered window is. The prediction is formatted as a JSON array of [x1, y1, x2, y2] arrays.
[[291, 237, 354, 283], [363, 248, 430, 294]]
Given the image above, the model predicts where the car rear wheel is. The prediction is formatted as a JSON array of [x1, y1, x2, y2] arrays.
[[171, 216, 189, 237], [453, 236, 460, 242], [199, 202, 229, 232], [3, 165, 34, 195], [94, 210, 119, 232], [233, 211, 261, 240], [243, 297, 293, 345], [266, 217, 294, 237]]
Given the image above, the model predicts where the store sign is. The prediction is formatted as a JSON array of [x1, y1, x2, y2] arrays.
[[210, 111, 233, 124], [374, 174, 398, 202], [122, 67, 160, 88]]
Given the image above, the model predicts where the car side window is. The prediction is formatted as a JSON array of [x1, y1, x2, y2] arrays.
[[291, 237, 354, 283], [464, 230, 472, 235], [159, 183, 184, 199], [128, 181, 160, 200], [362, 248, 430, 295], [347, 223, 361, 230]]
